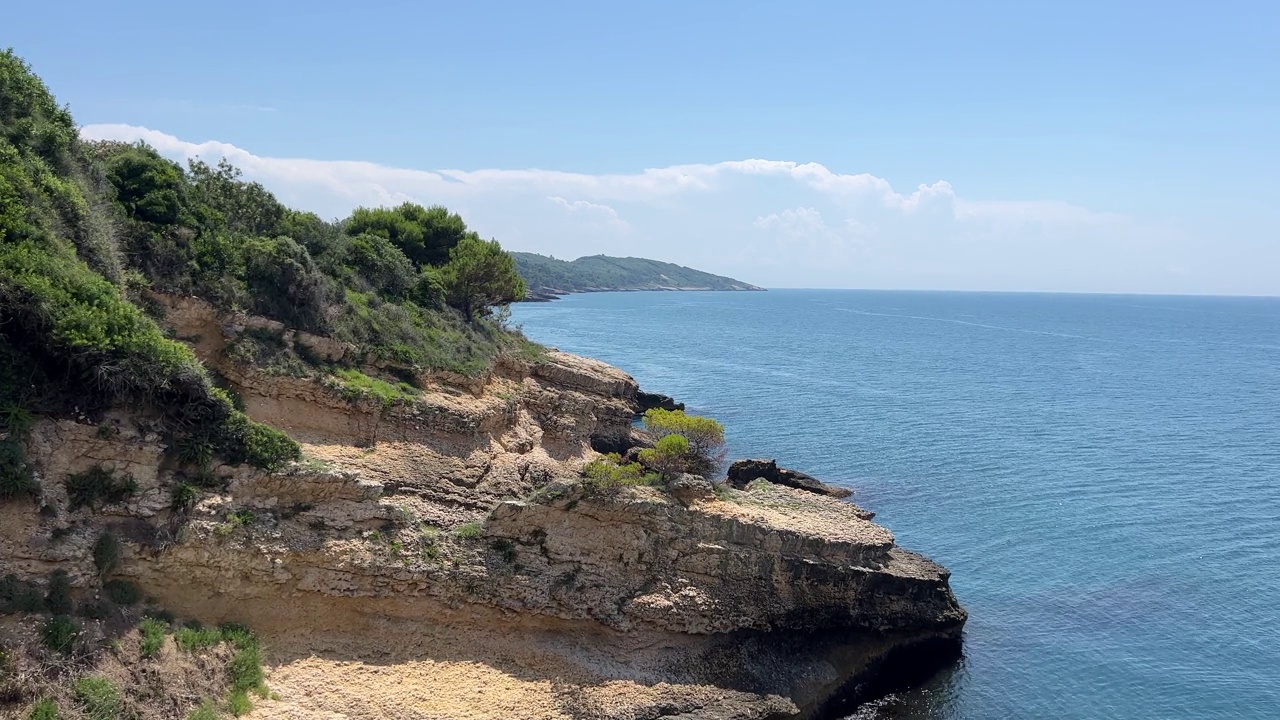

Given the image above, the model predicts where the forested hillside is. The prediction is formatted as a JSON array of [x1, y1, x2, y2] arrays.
[[513, 252, 763, 298], [0, 49, 531, 493]]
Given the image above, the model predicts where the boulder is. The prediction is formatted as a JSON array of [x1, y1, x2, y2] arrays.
[[636, 390, 685, 415]]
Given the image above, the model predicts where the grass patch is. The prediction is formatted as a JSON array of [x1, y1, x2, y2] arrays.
[[186, 700, 220, 720], [41, 615, 80, 653], [330, 368, 420, 408], [139, 616, 168, 658], [452, 521, 484, 541], [27, 698, 60, 720], [215, 509, 256, 537], [73, 676, 121, 720], [174, 624, 223, 652]]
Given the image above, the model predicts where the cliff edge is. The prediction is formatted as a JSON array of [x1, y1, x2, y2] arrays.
[[0, 296, 964, 720]]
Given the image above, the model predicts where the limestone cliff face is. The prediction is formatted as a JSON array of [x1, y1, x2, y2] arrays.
[[0, 296, 965, 720]]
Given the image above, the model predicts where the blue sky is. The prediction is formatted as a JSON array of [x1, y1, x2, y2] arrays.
[[10, 1, 1280, 294]]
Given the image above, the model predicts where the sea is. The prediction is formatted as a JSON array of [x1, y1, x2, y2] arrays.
[[510, 289, 1280, 720]]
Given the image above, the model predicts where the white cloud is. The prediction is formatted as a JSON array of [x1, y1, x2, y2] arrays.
[[78, 123, 1247, 294], [547, 196, 628, 228]]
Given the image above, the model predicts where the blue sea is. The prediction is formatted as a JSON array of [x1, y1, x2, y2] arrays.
[[511, 290, 1280, 720]]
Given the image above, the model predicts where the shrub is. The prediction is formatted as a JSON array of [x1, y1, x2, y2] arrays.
[[139, 617, 168, 658], [78, 598, 112, 620], [641, 409, 727, 477], [215, 509, 256, 537], [638, 434, 691, 481], [220, 412, 300, 471], [171, 482, 199, 512], [27, 698, 59, 720], [92, 532, 121, 576], [582, 454, 658, 490], [64, 467, 137, 511], [0, 574, 44, 613], [344, 232, 417, 297], [72, 676, 121, 720], [40, 615, 79, 653], [44, 570, 73, 615], [103, 579, 140, 605], [0, 440, 38, 501], [242, 235, 329, 333]]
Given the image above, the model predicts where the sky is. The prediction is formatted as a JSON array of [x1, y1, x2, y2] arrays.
[[9, 1, 1280, 294]]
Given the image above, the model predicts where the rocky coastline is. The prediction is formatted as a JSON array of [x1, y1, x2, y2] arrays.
[[0, 295, 964, 719]]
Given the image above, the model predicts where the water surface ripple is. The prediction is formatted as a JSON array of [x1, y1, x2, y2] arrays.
[[512, 290, 1280, 720]]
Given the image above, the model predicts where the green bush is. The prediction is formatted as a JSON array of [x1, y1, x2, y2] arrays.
[[40, 615, 79, 653], [44, 570, 73, 615], [73, 676, 121, 720], [64, 467, 137, 511], [0, 439, 38, 501], [638, 434, 691, 481], [27, 698, 59, 720], [102, 579, 140, 605], [344, 232, 416, 297], [582, 454, 659, 489], [641, 409, 727, 477], [171, 482, 199, 512], [139, 616, 168, 658], [242, 235, 329, 332], [345, 203, 469, 268], [0, 573, 44, 613], [92, 532, 122, 576]]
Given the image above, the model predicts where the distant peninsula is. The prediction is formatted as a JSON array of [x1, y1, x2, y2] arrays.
[[513, 252, 764, 300]]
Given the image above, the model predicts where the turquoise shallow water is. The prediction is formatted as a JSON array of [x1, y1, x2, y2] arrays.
[[511, 290, 1280, 720]]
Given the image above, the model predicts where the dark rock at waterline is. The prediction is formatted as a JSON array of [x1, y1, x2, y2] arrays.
[[591, 427, 656, 456], [727, 458, 854, 499], [636, 390, 685, 414]]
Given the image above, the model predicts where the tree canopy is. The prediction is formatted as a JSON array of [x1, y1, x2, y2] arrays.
[[345, 203, 472, 267], [441, 236, 527, 322], [642, 409, 728, 478]]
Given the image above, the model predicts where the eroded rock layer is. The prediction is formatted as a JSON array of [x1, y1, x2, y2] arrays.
[[0, 297, 965, 719]]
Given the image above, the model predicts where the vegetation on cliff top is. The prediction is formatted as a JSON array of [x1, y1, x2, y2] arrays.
[[512, 252, 763, 297], [0, 49, 532, 493]]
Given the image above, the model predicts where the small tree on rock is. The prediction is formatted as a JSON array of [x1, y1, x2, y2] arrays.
[[642, 409, 727, 477]]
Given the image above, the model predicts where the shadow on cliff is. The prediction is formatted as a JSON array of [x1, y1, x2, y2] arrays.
[[228, 592, 964, 720]]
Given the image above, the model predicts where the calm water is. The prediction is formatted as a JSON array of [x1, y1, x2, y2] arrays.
[[511, 290, 1280, 720]]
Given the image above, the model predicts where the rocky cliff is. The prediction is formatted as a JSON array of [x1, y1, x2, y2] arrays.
[[0, 296, 964, 719]]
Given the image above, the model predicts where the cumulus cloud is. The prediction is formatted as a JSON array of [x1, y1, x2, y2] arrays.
[[79, 123, 1235, 293]]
